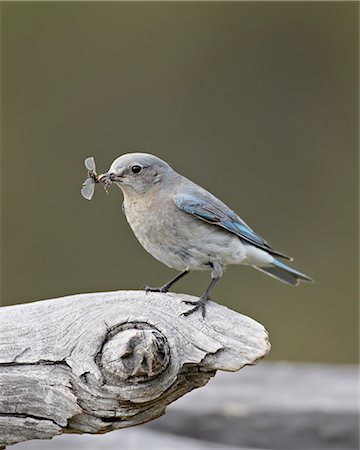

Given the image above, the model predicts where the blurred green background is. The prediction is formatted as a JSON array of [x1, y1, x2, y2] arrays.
[[1, 2, 358, 364]]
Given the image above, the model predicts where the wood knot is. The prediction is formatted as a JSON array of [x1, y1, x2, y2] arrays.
[[99, 322, 170, 384]]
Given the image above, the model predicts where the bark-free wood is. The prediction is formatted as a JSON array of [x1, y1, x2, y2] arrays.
[[0, 291, 270, 447]]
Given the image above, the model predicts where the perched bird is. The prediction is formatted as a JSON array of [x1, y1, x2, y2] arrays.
[[95, 153, 313, 317]]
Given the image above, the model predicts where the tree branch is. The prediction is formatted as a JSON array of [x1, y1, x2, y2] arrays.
[[0, 290, 270, 447]]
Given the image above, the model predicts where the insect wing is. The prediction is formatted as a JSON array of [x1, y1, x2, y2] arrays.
[[84, 156, 96, 172], [81, 177, 95, 200]]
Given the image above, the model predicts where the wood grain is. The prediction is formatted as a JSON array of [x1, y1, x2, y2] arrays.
[[0, 290, 270, 447]]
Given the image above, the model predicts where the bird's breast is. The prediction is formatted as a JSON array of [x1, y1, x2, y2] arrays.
[[123, 196, 191, 270]]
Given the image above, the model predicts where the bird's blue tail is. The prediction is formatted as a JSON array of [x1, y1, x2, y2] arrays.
[[254, 259, 313, 286]]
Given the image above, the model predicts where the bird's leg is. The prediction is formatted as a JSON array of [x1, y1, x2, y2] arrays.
[[144, 270, 189, 293], [182, 262, 223, 318], [182, 276, 220, 318]]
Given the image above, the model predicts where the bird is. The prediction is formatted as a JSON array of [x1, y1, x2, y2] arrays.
[[95, 153, 313, 317]]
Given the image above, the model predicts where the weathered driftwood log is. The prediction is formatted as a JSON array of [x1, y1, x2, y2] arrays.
[[0, 290, 270, 447]]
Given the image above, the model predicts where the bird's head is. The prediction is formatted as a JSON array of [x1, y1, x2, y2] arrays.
[[98, 153, 174, 195]]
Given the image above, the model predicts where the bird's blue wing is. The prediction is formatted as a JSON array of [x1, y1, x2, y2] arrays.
[[173, 193, 270, 249], [173, 192, 293, 261]]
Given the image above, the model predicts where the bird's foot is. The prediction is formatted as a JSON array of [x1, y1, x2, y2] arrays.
[[181, 296, 208, 318], [143, 285, 169, 294]]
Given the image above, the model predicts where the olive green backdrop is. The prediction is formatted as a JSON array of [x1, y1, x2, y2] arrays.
[[1, 2, 358, 363]]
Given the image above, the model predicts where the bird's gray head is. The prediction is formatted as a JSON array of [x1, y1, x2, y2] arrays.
[[99, 153, 174, 195]]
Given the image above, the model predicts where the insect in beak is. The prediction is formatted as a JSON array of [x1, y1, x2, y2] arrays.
[[81, 157, 112, 200]]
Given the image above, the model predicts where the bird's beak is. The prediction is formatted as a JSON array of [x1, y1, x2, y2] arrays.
[[98, 172, 117, 184]]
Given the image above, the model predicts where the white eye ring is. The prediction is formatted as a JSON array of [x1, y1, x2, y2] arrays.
[[131, 165, 142, 174]]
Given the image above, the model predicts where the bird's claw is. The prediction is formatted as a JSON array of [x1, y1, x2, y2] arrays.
[[143, 285, 169, 294], [181, 297, 207, 318]]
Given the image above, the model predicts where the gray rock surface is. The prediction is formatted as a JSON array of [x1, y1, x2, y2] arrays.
[[13, 428, 244, 450], [148, 362, 359, 450]]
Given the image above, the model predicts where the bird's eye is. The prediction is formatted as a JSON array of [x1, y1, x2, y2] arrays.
[[131, 165, 142, 174]]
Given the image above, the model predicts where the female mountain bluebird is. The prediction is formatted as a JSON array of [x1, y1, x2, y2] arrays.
[[91, 153, 312, 317]]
